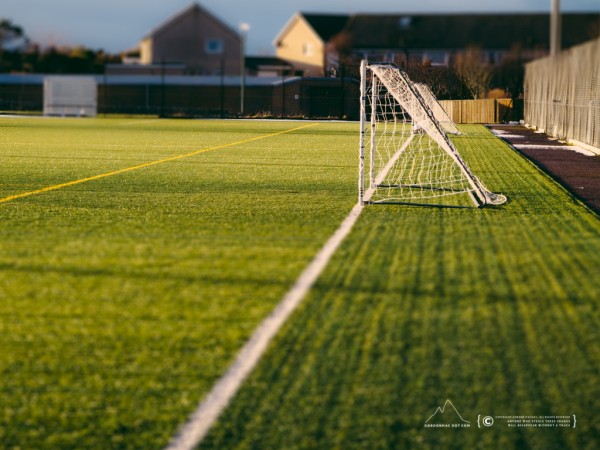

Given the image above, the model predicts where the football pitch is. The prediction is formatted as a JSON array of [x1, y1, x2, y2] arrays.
[[1, 117, 599, 449]]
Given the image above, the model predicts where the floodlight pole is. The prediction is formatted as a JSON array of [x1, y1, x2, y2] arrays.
[[239, 22, 250, 116], [550, 0, 561, 56]]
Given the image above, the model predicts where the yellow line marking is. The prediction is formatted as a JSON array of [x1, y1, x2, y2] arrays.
[[0, 123, 319, 205]]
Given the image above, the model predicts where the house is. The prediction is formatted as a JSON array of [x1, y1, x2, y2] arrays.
[[273, 12, 349, 77], [274, 12, 600, 75], [139, 2, 242, 75]]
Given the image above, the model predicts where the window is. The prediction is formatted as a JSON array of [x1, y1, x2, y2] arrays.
[[423, 51, 449, 66], [302, 42, 314, 57], [205, 39, 224, 55]]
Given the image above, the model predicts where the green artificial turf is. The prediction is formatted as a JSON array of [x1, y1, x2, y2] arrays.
[[0, 117, 357, 449], [199, 125, 600, 450], [2, 120, 598, 450]]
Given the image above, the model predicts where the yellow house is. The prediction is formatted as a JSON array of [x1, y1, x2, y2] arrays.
[[273, 13, 349, 77], [140, 2, 241, 75]]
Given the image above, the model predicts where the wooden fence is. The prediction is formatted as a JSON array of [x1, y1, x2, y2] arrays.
[[439, 98, 523, 124]]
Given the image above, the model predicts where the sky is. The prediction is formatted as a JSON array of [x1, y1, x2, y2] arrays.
[[3, 0, 600, 55]]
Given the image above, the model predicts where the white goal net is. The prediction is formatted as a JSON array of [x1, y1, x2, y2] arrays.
[[413, 82, 460, 135], [44, 76, 97, 117], [359, 61, 506, 207]]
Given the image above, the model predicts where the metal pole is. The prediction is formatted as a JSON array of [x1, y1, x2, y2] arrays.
[[281, 72, 285, 118], [239, 23, 250, 116], [370, 72, 377, 189], [103, 62, 108, 117], [160, 59, 166, 117], [550, 0, 561, 56], [359, 60, 367, 205], [220, 57, 225, 118]]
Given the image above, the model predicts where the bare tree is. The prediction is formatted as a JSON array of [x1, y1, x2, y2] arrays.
[[454, 46, 493, 99], [405, 62, 465, 100], [328, 31, 358, 76]]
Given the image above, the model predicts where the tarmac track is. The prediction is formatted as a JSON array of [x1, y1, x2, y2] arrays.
[[488, 124, 600, 215]]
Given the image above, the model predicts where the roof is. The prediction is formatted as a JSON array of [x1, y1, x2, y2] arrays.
[[0, 73, 295, 87], [344, 13, 600, 50], [142, 2, 239, 41], [245, 56, 293, 71], [274, 11, 599, 51], [302, 13, 350, 41], [273, 12, 350, 46]]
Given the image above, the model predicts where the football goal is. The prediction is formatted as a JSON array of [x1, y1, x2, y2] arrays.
[[44, 76, 97, 117], [358, 61, 506, 207]]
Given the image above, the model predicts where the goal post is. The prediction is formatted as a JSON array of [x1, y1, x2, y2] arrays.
[[359, 61, 506, 208], [44, 76, 98, 117]]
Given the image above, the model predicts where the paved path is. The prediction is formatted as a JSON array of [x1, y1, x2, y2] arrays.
[[488, 125, 600, 215]]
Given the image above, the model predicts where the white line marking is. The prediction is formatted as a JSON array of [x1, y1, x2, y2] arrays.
[[164, 201, 365, 450]]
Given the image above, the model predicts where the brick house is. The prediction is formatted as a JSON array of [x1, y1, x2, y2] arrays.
[[139, 2, 242, 75]]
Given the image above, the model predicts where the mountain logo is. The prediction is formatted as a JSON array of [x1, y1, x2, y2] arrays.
[[424, 400, 471, 428]]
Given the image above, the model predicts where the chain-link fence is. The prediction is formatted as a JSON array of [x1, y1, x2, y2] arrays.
[[0, 75, 360, 120], [524, 37, 600, 150], [1, 73, 522, 123]]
